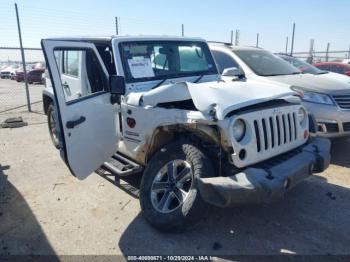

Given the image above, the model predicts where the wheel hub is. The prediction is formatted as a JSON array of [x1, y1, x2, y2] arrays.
[[150, 159, 193, 214]]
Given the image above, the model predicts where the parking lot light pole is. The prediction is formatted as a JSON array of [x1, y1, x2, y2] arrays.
[[15, 3, 31, 112]]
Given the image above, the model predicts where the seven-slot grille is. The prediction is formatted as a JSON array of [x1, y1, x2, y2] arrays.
[[253, 113, 298, 152], [332, 94, 350, 109]]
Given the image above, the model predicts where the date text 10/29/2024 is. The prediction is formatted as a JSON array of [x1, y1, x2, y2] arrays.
[[127, 256, 213, 261]]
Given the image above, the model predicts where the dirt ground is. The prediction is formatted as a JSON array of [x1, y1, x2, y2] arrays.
[[1, 82, 350, 256], [0, 79, 43, 113]]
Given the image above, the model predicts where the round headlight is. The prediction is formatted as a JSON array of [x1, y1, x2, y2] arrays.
[[232, 119, 246, 142], [298, 107, 307, 124]]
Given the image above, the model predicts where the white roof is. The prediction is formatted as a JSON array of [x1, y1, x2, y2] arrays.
[[44, 35, 206, 43]]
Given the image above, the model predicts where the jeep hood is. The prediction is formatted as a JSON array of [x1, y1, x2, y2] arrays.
[[266, 73, 350, 95], [132, 80, 296, 120]]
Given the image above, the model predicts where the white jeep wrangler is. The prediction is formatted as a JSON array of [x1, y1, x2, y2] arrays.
[[41, 36, 330, 232]]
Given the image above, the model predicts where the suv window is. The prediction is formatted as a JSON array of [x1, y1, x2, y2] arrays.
[[54, 49, 108, 102], [331, 65, 346, 74], [233, 49, 300, 76], [119, 41, 217, 83], [280, 55, 323, 74], [63, 50, 79, 77], [211, 50, 239, 73], [316, 64, 330, 71], [179, 46, 209, 72]]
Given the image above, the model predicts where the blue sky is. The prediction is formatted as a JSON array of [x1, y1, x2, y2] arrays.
[[1, 0, 350, 54]]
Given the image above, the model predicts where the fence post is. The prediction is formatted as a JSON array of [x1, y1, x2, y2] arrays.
[[235, 30, 239, 46], [181, 24, 184, 37], [15, 3, 31, 112], [307, 39, 314, 64], [290, 23, 295, 55], [325, 43, 330, 62], [230, 30, 233, 45], [285, 36, 289, 54], [115, 17, 119, 35]]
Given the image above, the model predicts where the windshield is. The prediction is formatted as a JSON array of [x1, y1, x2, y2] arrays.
[[233, 49, 301, 76], [280, 55, 324, 74], [119, 41, 217, 83]]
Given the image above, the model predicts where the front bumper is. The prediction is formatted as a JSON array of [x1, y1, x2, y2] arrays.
[[198, 137, 330, 207], [303, 101, 350, 138]]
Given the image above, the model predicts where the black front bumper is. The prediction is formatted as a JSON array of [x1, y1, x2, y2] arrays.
[[198, 137, 331, 207]]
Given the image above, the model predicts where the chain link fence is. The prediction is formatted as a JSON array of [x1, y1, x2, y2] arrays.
[[292, 50, 350, 63], [0, 48, 44, 114]]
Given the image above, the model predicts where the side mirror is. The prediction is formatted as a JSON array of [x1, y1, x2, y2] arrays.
[[110, 75, 125, 104], [222, 67, 241, 77], [110, 75, 126, 95]]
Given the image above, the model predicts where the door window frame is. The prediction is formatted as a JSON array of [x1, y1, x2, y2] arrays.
[[53, 46, 110, 106]]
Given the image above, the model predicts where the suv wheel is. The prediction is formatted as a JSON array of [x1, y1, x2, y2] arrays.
[[47, 103, 60, 149], [140, 140, 214, 232]]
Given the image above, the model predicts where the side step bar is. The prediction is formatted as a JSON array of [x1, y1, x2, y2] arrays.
[[103, 153, 143, 176]]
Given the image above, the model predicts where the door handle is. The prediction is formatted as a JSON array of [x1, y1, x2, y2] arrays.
[[66, 116, 86, 129], [62, 82, 70, 89]]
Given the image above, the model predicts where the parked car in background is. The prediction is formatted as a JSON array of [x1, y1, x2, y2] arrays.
[[10, 71, 16, 80], [1, 65, 20, 79], [313, 62, 350, 76], [15, 70, 25, 82], [209, 42, 350, 138], [279, 54, 350, 83], [27, 68, 45, 84], [1, 67, 13, 79], [15, 68, 45, 84]]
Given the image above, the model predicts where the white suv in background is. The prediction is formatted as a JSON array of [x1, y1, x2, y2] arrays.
[[209, 42, 350, 138]]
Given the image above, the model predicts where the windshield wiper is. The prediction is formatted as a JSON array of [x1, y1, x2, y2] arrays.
[[151, 78, 167, 89], [193, 74, 204, 83], [264, 72, 301, 76], [151, 73, 207, 89]]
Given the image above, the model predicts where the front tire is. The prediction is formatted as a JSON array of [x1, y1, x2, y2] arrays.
[[140, 140, 214, 232], [47, 103, 60, 149]]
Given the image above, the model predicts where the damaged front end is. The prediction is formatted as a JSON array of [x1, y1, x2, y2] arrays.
[[197, 137, 330, 207]]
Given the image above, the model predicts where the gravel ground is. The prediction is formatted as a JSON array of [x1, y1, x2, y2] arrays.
[[1, 84, 350, 257]]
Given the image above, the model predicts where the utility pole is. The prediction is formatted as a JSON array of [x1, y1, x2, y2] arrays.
[[181, 24, 184, 37], [15, 3, 31, 112], [285, 36, 289, 54], [230, 30, 233, 45], [256, 33, 259, 47], [115, 17, 119, 35], [290, 22, 295, 55], [325, 42, 330, 62], [235, 29, 239, 46]]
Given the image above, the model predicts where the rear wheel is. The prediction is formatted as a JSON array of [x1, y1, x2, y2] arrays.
[[47, 103, 60, 149], [140, 140, 214, 232]]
